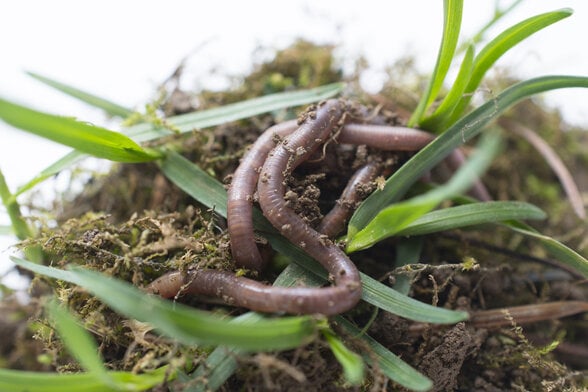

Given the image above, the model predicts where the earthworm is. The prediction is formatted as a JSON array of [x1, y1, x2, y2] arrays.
[[318, 162, 381, 238], [255, 99, 362, 314], [150, 100, 362, 314], [150, 101, 491, 315], [227, 119, 298, 271], [337, 124, 490, 201]]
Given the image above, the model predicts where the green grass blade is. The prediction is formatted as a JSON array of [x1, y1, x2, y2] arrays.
[[0, 367, 169, 392], [321, 327, 365, 386], [46, 300, 113, 386], [397, 201, 545, 236], [26, 71, 134, 118], [393, 238, 424, 295], [506, 221, 588, 278], [443, 8, 573, 126], [13, 83, 344, 196], [347, 131, 501, 252], [159, 151, 468, 324], [125, 82, 345, 142], [408, 0, 463, 126], [336, 317, 432, 392], [0, 97, 161, 163], [11, 257, 317, 351], [348, 75, 588, 237], [420, 44, 474, 130], [0, 167, 33, 241]]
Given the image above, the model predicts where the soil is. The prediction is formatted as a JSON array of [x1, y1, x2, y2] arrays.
[[1, 40, 587, 391]]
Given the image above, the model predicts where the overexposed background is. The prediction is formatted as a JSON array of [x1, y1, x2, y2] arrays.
[[1, 0, 588, 287]]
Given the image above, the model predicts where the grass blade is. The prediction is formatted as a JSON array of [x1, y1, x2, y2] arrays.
[[159, 151, 468, 324], [346, 131, 501, 252], [0, 167, 33, 241], [125, 82, 345, 142], [397, 201, 546, 236], [13, 83, 344, 196], [348, 75, 588, 237], [0, 98, 161, 163], [11, 256, 317, 351], [506, 221, 588, 278], [26, 71, 134, 118], [0, 367, 169, 392], [443, 8, 572, 126], [408, 0, 463, 126], [420, 44, 474, 130], [46, 300, 112, 386], [336, 317, 432, 392], [321, 327, 365, 386]]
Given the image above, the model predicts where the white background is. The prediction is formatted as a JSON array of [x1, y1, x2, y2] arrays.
[[1, 1, 588, 287]]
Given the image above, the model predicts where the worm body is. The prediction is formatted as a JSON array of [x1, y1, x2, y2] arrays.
[[256, 99, 362, 314], [227, 120, 298, 271], [318, 162, 381, 238]]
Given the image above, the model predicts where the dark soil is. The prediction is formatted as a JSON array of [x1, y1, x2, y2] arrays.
[[2, 40, 587, 391]]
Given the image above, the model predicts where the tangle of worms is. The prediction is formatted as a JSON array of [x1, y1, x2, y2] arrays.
[[147, 99, 490, 315]]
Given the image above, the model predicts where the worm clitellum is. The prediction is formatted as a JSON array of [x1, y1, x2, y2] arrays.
[[148, 99, 492, 315]]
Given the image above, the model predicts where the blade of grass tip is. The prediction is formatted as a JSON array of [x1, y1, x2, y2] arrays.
[[46, 300, 114, 387], [336, 317, 433, 392], [26, 71, 134, 118], [0, 367, 169, 392], [498, 117, 586, 219], [397, 201, 546, 237], [159, 150, 467, 323], [443, 8, 573, 127], [408, 0, 463, 127], [321, 326, 365, 386], [420, 44, 475, 131], [0, 97, 160, 163], [347, 131, 501, 252], [348, 75, 588, 237], [11, 256, 316, 351]]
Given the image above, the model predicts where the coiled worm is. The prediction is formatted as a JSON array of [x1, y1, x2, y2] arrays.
[[147, 99, 491, 315]]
